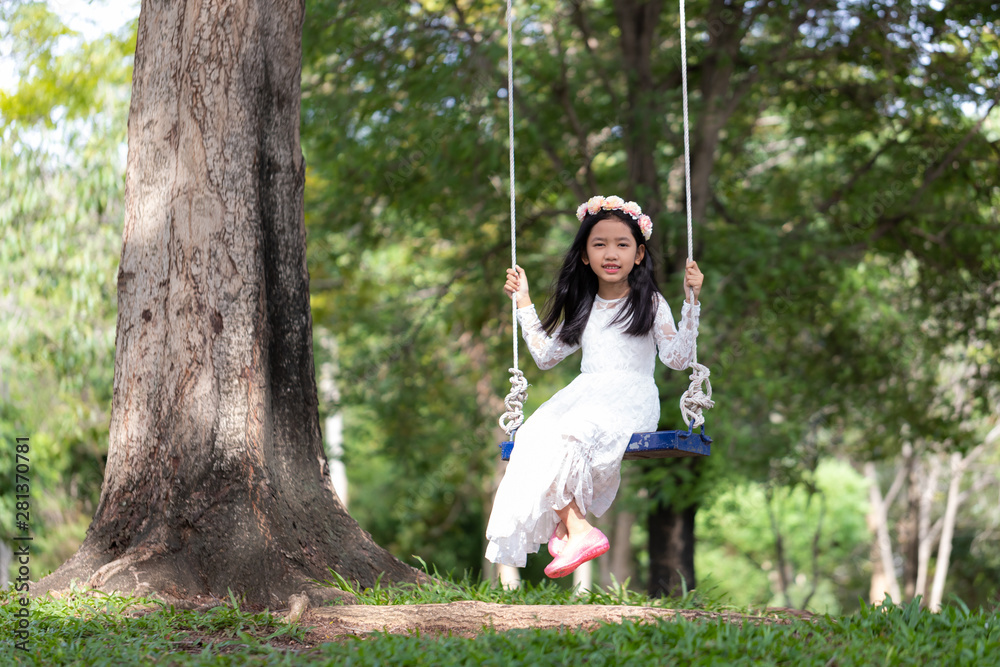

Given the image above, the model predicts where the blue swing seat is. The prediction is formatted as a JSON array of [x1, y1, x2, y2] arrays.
[[500, 422, 712, 461]]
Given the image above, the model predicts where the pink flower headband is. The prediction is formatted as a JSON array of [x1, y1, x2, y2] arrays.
[[575, 195, 653, 241]]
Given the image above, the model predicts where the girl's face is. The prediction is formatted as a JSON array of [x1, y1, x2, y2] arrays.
[[581, 218, 645, 293]]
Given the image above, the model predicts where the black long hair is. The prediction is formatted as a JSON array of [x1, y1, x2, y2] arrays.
[[540, 210, 661, 346]]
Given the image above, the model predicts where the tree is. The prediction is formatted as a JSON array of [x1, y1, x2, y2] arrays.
[[36, 0, 418, 606]]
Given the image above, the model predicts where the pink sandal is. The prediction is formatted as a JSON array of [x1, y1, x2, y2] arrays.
[[544, 528, 609, 578]]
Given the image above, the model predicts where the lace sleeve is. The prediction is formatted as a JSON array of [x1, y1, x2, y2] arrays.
[[653, 293, 700, 371], [516, 304, 580, 370]]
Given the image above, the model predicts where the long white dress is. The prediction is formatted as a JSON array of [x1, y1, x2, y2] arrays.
[[485, 292, 701, 567]]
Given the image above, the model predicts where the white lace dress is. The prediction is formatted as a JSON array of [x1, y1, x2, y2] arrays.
[[485, 293, 701, 567]]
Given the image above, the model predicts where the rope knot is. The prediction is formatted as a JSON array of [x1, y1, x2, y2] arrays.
[[679, 361, 715, 430], [499, 367, 529, 435]]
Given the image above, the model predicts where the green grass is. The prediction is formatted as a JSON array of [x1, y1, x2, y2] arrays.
[[1, 579, 997, 666], [319, 560, 718, 609]]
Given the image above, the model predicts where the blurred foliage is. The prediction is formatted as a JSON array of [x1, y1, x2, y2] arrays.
[[696, 458, 871, 614], [0, 1, 135, 577]]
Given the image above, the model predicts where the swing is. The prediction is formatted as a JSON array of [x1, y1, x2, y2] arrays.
[[497, 0, 715, 461]]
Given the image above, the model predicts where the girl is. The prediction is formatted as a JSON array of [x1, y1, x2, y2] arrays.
[[485, 195, 704, 579]]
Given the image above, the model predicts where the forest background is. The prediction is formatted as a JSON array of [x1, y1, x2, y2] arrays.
[[1, 0, 998, 616]]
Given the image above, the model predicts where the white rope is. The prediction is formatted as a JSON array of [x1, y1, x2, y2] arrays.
[[498, 0, 712, 436], [499, 367, 528, 435], [679, 0, 694, 282], [680, 363, 714, 429], [499, 0, 527, 437], [677, 0, 715, 430]]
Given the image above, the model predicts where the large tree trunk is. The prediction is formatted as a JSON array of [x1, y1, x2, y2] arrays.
[[647, 497, 697, 598], [614, 0, 698, 604], [36, 0, 418, 606]]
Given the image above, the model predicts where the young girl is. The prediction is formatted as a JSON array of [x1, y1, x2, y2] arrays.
[[485, 195, 704, 578]]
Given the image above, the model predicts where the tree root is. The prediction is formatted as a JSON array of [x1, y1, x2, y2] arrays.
[[34, 544, 361, 609], [300, 600, 795, 641]]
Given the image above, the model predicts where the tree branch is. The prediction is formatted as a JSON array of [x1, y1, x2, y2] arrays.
[[800, 490, 826, 611], [883, 450, 909, 510], [816, 139, 899, 218], [445, 2, 587, 202], [567, 0, 622, 110], [551, 17, 598, 194], [765, 484, 791, 607], [513, 93, 589, 202], [905, 98, 998, 209]]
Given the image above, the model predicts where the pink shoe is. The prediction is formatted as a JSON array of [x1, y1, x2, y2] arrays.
[[548, 526, 567, 557], [544, 528, 610, 579]]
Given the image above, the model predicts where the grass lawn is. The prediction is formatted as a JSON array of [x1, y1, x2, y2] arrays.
[[1, 575, 997, 666]]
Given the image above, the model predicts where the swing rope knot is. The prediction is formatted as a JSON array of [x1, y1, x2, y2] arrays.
[[679, 361, 714, 430], [499, 367, 528, 436]]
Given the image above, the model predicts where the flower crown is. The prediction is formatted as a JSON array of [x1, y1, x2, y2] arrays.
[[575, 195, 653, 241]]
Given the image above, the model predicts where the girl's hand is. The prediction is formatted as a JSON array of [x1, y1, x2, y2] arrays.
[[504, 266, 532, 308], [685, 260, 703, 304]]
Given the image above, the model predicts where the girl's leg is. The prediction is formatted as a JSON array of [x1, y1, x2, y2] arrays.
[[554, 500, 593, 541], [546, 499, 608, 577]]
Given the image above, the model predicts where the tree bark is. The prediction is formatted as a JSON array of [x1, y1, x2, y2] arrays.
[[613, 0, 717, 606], [927, 438, 993, 612], [36, 0, 419, 606], [304, 600, 770, 640]]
